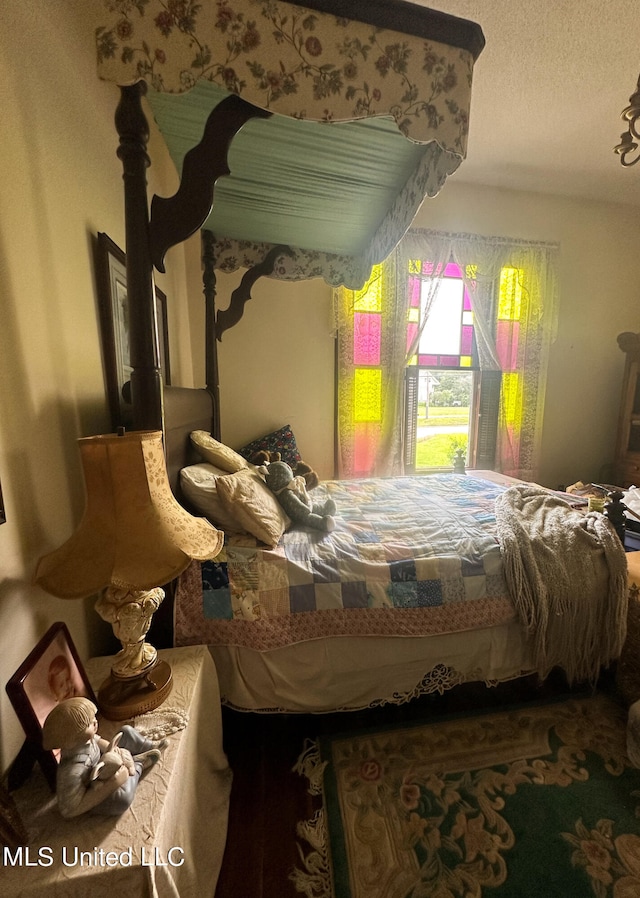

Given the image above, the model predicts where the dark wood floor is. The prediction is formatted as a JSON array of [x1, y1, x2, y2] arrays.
[[214, 668, 617, 898]]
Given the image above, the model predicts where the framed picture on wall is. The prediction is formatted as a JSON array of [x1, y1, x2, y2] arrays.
[[95, 232, 171, 430], [6, 622, 97, 790]]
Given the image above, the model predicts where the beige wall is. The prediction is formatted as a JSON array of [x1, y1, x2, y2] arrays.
[[0, 1, 193, 770], [212, 181, 640, 490]]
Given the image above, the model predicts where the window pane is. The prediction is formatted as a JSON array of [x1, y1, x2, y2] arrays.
[[414, 370, 473, 470], [419, 277, 464, 355], [353, 312, 381, 365], [496, 319, 520, 371], [460, 324, 474, 355], [354, 368, 382, 422], [354, 264, 383, 312], [499, 267, 523, 321]]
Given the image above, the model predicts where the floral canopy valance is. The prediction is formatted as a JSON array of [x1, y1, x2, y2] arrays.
[[96, 0, 484, 287]]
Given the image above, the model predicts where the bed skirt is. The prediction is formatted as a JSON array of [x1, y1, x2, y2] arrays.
[[208, 621, 535, 713]]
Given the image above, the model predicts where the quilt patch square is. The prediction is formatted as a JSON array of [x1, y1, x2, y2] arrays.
[[390, 559, 417, 582], [461, 555, 487, 578], [388, 581, 419, 606], [290, 583, 316, 613], [464, 574, 487, 601], [203, 584, 233, 619], [417, 579, 443, 606], [313, 560, 342, 584], [341, 580, 369, 609], [260, 586, 291, 617], [314, 582, 344, 610]]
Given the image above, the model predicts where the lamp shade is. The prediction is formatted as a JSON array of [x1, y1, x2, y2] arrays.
[[35, 431, 223, 598]]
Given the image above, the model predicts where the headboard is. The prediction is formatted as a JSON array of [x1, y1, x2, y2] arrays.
[[163, 385, 216, 498]]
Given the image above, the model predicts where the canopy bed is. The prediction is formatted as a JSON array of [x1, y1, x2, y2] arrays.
[[94, 0, 628, 714]]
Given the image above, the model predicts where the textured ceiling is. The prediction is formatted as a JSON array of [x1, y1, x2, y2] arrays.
[[420, 0, 640, 207]]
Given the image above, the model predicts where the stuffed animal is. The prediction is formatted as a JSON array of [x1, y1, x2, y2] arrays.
[[251, 451, 319, 490], [260, 461, 336, 531], [251, 449, 281, 465]]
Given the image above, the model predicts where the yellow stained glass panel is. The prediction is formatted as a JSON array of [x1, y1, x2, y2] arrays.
[[499, 267, 523, 321], [408, 259, 422, 275], [354, 264, 383, 312], [460, 356, 472, 367], [354, 369, 382, 422], [501, 371, 522, 426]]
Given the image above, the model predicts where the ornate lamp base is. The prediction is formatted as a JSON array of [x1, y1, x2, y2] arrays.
[[95, 584, 172, 719], [98, 659, 173, 721]]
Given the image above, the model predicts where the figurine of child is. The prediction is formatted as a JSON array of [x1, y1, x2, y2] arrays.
[[42, 697, 165, 818]]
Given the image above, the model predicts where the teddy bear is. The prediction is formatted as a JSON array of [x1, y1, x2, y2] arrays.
[[251, 450, 319, 490], [260, 461, 336, 531]]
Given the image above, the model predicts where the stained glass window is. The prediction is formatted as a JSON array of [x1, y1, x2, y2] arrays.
[[405, 261, 480, 472], [350, 265, 384, 474], [406, 261, 478, 369]]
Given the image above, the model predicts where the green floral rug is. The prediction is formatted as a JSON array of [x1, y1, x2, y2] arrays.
[[292, 694, 640, 898]]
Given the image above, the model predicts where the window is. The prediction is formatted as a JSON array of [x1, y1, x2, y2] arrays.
[[335, 231, 557, 482], [404, 260, 501, 473]]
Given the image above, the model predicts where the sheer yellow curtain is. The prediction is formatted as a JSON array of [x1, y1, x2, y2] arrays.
[[494, 257, 557, 480], [334, 253, 407, 478]]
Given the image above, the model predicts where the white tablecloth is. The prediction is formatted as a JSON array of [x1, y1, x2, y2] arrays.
[[4, 645, 231, 898]]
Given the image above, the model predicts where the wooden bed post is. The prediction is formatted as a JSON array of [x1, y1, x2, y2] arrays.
[[115, 83, 163, 433], [202, 230, 221, 440]]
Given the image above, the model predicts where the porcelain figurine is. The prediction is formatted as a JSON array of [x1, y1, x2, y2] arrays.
[[42, 696, 164, 818]]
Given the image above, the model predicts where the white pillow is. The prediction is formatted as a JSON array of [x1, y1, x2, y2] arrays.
[[190, 430, 249, 474], [215, 469, 290, 548], [180, 463, 248, 533]]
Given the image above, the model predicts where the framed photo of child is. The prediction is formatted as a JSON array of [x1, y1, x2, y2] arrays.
[[5, 622, 97, 790]]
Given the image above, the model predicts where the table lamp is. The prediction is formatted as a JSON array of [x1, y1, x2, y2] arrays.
[[35, 430, 223, 720]]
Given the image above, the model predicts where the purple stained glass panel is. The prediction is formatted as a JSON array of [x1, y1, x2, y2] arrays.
[[406, 321, 418, 354], [408, 276, 421, 307], [353, 312, 381, 365], [444, 262, 462, 278], [461, 325, 474, 355], [497, 320, 519, 371]]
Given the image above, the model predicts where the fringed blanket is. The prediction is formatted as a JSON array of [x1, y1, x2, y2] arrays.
[[494, 484, 628, 683]]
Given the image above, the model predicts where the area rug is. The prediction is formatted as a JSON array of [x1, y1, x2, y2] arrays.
[[292, 694, 640, 898]]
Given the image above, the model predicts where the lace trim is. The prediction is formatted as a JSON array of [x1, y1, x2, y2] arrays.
[[220, 663, 533, 715]]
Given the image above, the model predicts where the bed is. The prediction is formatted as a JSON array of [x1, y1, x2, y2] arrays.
[[94, 1, 628, 713], [157, 386, 627, 713]]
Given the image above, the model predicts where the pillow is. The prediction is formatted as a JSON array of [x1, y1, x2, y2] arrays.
[[215, 469, 290, 548], [238, 425, 302, 468], [180, 463, 248, 534], [190, 431, 249, 474]]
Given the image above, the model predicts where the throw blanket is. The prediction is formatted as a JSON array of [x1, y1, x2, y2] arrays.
[[494, 484, 628, 682]]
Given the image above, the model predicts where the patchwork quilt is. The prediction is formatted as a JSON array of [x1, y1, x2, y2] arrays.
[[175, 474, 520, 651]]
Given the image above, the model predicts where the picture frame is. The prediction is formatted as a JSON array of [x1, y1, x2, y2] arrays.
[[96, 232, 171, 430], [6, 622, 97, 791]]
